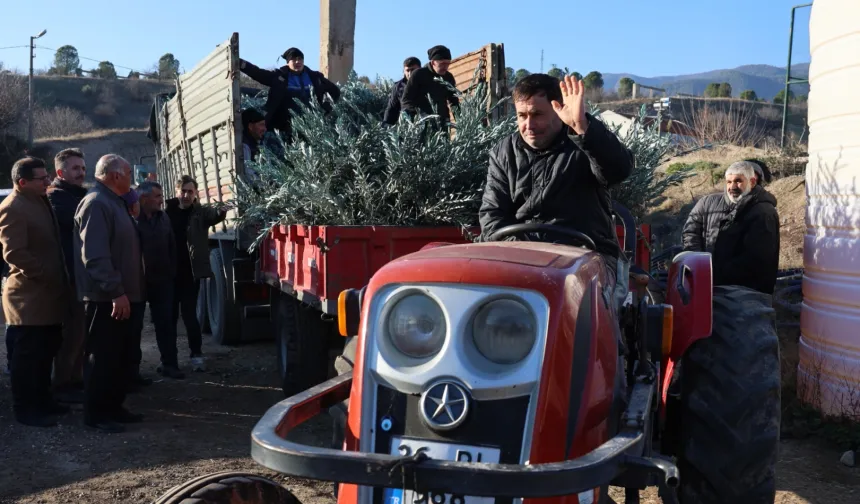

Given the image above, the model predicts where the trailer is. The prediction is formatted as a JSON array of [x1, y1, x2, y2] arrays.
[[150, 33, 509, 395]]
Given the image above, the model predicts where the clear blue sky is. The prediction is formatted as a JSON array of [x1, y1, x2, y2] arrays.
[[0, 0, 812, 80]]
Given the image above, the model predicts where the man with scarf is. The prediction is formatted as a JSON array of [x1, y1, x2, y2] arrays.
[[682, 160, 780, 294], [401, 45, 459, 127], [238, 47, 341, 143]]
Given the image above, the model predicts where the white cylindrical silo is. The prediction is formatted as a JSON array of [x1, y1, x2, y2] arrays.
[[799, 0, 860, 415]]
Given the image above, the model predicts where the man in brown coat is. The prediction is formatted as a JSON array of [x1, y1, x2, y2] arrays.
[[0, 157, 70, 427]]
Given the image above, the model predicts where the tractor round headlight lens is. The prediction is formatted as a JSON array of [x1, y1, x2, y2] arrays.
[[387, 294, 446, 358], [472, 299, 537, 364]]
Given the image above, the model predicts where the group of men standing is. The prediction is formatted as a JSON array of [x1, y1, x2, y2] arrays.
[[1, 150, 226, 432]]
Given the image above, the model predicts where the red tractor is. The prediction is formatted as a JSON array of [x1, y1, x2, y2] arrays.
[[157, 206, 780, 504]]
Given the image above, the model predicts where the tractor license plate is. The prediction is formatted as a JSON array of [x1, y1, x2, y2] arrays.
[[383, 437, 501, 504]]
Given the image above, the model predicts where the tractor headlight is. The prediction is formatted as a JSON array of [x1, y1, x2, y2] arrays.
[[472, 299, 537, 365], [387, 294, 447, 358]]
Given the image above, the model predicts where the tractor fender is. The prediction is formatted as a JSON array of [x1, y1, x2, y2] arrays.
[[665, 251, 713, 361]]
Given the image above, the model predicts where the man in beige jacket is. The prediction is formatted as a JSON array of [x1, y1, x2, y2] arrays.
[[0, 157, 70, 427]]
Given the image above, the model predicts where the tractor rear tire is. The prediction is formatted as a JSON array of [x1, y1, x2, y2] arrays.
[[677, 285, 780, 504], [153, 471, 299, 504]]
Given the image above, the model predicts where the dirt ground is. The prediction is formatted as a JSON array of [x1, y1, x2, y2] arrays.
[[1, 316, 858, 504]]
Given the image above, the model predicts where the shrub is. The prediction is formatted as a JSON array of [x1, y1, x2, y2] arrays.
[[665, 162, 693, 174], [691, 160, 720, 172], [81, 84, 96, 97], [32, 106, 95, 138], [0, 72, 27, 133]]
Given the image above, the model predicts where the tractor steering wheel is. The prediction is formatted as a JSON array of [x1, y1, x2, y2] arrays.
[[487, 223, 597, 251]]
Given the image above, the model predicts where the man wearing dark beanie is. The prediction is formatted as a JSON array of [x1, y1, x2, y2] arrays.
[[238, 47, 341, 143], [400, 44, 459, 128]]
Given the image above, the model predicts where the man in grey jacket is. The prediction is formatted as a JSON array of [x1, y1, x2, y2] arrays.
[[74, 154, 146, 433]]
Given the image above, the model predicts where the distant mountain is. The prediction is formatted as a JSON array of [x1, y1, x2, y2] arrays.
[[601, 63, 810, 101]]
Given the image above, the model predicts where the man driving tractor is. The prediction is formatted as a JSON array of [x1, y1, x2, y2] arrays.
[[479, 73, 634, 301]]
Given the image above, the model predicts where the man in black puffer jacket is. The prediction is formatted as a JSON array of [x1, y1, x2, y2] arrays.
[[46, 148, 89, 402], [682, 160, 780, 294], [401, 45, 459, 127], [479, 74, 633, 277], [239, 47, 341, 143]]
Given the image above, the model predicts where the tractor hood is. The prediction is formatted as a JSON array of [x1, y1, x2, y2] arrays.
[[400, 242, 591, 269], [366, 241, 597, 293]]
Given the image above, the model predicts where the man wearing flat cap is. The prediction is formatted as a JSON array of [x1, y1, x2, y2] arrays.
[[401, 45, 459, 127], [239, 47, 341, 143]]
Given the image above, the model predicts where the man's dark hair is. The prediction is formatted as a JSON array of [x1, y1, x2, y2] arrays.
[[512, 74, 562, 104], [54, 148, 84, 169], [403, 57, 421, 68], [11, 156, 47, 185], [137, 180, 163, 195], [176, 175, 198, 190]]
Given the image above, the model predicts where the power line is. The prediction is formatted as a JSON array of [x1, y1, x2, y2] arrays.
[[34, 45, 157, 77], [0, 45, 29, 51]]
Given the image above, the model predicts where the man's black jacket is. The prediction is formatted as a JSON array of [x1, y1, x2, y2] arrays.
[[681, 192, 732, 253], [136, 210, 177, 286], [383, 78, 408, 125], [239, 59, 341, 134], [479, 115, 634, 259], [711, 186, 780, 294], [47, 178, 88, 281], [400, 64, 459, 122]]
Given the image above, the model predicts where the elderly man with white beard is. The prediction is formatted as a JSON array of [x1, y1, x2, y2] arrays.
[[682, 160, 780, 294]]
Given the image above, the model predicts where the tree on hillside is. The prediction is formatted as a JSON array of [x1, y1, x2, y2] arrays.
[[548, 65, 565, 79], [94, 61, 117, 80], [773, 89, 795, 104], [618, 77, 635, 99], [583, 71, 604, 90], [704, 82, 721, 98], [570, 71, 583, 81], [739, 89, 758, 101], [158, 53, 181, 80], [505, 67, 515, 84], [718, 82, 732, 98], [127, 70, 140, 79], [513, 68, 531, 83], [51, 45, 81, 76]]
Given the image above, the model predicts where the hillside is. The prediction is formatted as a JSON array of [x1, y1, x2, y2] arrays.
[[602, 63, 810, 100], [30, 75, 174, 131]]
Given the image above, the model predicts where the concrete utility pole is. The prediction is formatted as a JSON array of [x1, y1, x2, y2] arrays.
[[320, 0, 356, 85], [28, 29, 47, 149]]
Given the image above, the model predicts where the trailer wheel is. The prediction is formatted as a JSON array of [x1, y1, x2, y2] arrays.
[[153, 471, 299, 504], [208, 249, 241, 345], [197, 279, 211, 334], [677, 285, 780, 504], [273, 291, 332, 397]]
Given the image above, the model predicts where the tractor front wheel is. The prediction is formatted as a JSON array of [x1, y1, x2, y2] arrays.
[[677, 285, 781, 504], [153, 471, 299, 504]]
